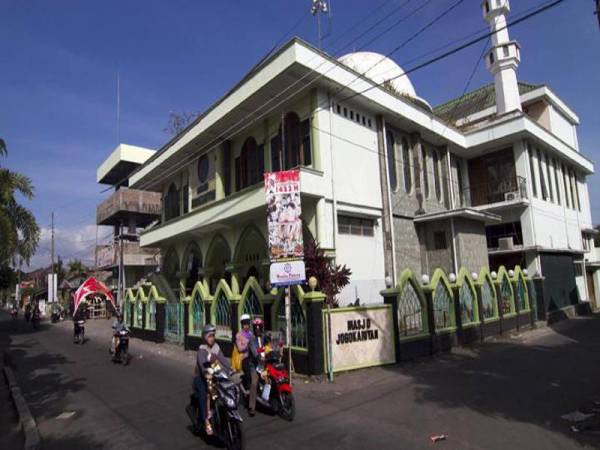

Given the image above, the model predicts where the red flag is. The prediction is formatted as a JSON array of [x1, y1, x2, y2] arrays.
[[73, 277, 116, 315]]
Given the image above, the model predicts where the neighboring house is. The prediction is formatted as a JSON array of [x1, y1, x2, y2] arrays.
[[103, 0, 593, 313], [96, 144, 162, 302]]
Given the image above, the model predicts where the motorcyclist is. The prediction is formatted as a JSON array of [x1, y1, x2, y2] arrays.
[[245, 317, 270, 416], [194, 324, 231, 436], [73, 307, 85, 342], [111, 311, 129, 354]]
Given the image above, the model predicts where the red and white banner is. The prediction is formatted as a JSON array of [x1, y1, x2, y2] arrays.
[[264, 170, 304, 261], [73, 277, 116, 315]]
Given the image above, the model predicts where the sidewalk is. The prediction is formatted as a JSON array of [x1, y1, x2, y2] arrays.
[[1, 355, 24, 450]]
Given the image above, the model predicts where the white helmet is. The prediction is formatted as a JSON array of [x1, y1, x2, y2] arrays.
[[240, 314, 251, 324]]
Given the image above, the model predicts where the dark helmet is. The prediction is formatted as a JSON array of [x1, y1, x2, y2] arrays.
[[202, 324, 217, 339]]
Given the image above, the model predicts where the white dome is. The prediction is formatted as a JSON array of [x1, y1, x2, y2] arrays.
[[339, 52, 416, 97], [338, 51, 431, 109]]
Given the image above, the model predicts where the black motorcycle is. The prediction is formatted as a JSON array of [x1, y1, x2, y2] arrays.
[[112, 329, 130, 365], [74, 320, 86, 344], [186, 363, 245, 450]]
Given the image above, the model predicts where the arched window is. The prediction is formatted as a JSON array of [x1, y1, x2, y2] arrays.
[[385, 130, 397, 191], [402, 137, 412, 193], [164, 183, 180, 221], [272, 113, 312, 171], [433, 150, 442, 201], [239, 137, 263, 189]]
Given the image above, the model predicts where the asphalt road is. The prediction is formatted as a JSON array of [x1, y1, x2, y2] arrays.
[[2, 310, 600, 449]]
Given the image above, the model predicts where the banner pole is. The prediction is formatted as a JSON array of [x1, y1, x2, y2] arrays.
[[327, 300, 334, 382], [286, 284, 292, 386]]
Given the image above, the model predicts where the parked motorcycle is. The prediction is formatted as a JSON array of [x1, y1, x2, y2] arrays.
[[74, 320, 86, 344], [112, 329, 130, 365], [239, 351, 295, 421], [186, 362, 245, 450]]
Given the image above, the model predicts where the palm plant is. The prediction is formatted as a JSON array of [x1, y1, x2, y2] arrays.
[[0, 139, 40, 265]]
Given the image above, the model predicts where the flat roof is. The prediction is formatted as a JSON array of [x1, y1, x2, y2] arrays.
[[97, 144, 156, 186]]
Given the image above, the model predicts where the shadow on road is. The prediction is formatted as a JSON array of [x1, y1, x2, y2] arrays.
[[379, 316, 600, 447]]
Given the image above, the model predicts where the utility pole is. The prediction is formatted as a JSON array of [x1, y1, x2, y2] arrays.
[[311, 0, 329, 49], [50, 211, 56, 303], [51, 211, 55, 272]]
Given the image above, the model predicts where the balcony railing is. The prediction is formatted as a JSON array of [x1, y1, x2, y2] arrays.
[[97, 188, 161, 226], [458, 176, 528, 208]]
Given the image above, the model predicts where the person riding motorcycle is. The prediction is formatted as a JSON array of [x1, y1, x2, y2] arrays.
[[194, 324, 231, 436], [244, 317, 270, 416], [111, 312, 129, 354]]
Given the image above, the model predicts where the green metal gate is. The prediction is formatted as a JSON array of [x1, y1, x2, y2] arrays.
[[165, 303, 183, 343]]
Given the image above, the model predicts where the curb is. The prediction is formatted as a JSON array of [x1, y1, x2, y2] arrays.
[[2, 356, 41, 450]]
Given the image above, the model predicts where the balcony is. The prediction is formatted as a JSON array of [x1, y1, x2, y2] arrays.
[[96, 241, 159, 269], [96, 188, 162, 227], [459, 176, 528, 211]]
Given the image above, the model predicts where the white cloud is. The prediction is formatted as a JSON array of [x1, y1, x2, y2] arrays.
[[26, 224, 113, 270]]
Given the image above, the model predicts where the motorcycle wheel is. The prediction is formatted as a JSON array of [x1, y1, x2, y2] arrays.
[[225, 418, 245, 450], [80, 329, 85, 344], [122, 350, 129, 366], [278, 392, 295, 422]]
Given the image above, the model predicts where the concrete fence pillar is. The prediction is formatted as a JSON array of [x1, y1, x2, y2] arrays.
[[304, 291, 326, 376]]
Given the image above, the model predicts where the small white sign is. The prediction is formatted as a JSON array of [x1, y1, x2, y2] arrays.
[[270, 260, 306, 286]]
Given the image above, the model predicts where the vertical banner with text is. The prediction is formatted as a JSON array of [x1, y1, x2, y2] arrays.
[[265, 170, 306, 286]]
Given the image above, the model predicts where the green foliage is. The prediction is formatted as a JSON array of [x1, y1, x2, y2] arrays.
[[0, 140, 40, 265], [303, 237, 351, 307]]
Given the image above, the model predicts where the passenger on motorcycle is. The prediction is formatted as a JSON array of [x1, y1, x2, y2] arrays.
[[233, 314, 253, 371], [194, 324, 231, 436], [244, 317, 270, 416]]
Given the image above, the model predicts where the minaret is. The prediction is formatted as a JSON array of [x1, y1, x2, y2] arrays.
[[482, 0, 522, 114]]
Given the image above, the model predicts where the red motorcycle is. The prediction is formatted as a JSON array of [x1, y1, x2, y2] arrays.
[[240, 351, 295, 421]]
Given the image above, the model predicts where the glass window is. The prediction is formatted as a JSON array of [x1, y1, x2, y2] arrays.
[[433, 150, 442, 201], [545, 153, 553, 202], [572, 170, 581, 211], [553, 158, 561, 205], [386, 130, 397, 191], [402, 137, 412, 193], [164, 183, 180, 221], [338, 215, 375, 237], [281, 113, 311, 170], [197, 155, 209, 184], [528, 143, 537, 197], [239, 137, 259, 189], [271, 134, 281, 172], [536, 149, 548, 200], [562, 163, 571, 208]]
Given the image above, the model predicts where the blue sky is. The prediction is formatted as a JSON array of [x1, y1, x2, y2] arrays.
[[1, 0, 598, 269]]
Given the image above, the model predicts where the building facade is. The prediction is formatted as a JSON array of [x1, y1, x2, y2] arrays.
[[105, 1, 594, 315]]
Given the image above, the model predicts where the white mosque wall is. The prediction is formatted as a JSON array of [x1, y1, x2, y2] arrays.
[[549, 105, 579, 150]]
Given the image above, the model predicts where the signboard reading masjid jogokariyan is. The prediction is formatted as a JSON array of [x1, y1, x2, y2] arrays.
[[265, 170, 306, 286], [325, 305, 396, 373]]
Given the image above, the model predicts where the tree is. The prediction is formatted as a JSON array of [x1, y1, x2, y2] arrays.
[[67, 259, 88, 278], [163, 111, 198, 136], [303, 237, 352, 307], [0, 140, 40, 265]]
